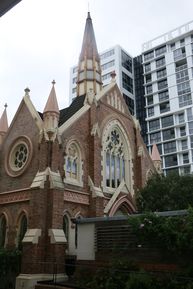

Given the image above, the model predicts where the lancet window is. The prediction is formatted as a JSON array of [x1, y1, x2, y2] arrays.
[[105, 128, 126, 188]]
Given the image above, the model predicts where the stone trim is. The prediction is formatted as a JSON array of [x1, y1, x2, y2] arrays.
[[48, 229, 67, 244], [22, 229, 41, 244]]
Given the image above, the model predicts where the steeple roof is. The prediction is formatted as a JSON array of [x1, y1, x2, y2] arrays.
[[43, 81, 59, 114], [79, 12, 100, 61], [151, 143, 161, 161], [0, 104, 8, 133]]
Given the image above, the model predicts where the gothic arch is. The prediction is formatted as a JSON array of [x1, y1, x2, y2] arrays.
[[109, 196, 136, 216], [101, 119, 134, 194], [63, 139, 83, 187], [16, 210, 28, 249]]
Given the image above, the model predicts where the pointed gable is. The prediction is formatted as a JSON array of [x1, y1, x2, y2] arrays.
[[0, 105, 8, 133], [151, 143, 161, 161], [79, 12, 99, 61], [43, 81, 59, 114]]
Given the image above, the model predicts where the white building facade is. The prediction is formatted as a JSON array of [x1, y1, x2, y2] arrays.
[[143, 20, 193, 175], [69, 45, 135, 115]]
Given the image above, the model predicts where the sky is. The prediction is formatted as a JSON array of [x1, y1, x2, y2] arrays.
[[1, 0, 193, 123]]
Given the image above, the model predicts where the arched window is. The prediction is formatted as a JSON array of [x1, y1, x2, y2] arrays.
[[105, 128, 125, 188], [64, 142, 83, 186], [102, 120, 133, 194], [17, 215, 27, 250], [0, 215, 7, 248], [63, 215, 69, 242]]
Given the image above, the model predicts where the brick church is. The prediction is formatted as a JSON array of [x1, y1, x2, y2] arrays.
[[0, 12, 160, 288]]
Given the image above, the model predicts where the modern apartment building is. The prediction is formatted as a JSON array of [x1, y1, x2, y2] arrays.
[[142, 20, 193, 175], [69, 45, 135, 115]]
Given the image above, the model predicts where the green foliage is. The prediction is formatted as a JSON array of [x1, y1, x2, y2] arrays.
[[128, 207, 193, 257], [136, 173, 193, 212], [0, 248, 21, 277]]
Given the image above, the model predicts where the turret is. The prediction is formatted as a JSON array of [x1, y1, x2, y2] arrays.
[[0, 104, 8, 145], [151, 143, 162, 174], [77, 12, 102, 97], [43, 80, 59, 135]]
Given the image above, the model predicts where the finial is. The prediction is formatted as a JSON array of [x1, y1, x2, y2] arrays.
[[111, 71, 116, 82], [24, 87, 30, 96], [4, 103, 8, 109], [52, 80, 56, 86]]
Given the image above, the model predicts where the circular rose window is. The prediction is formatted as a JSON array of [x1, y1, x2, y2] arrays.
[[5, 136, 33, 177]]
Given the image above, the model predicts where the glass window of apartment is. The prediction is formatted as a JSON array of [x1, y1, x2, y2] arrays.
[[155, 45, 167, 57], [170, 43, 175, 50], [121, 50, 132, 73], [187, 108, 193, 121], [191, 34, 193, 42], [190, 136, 193, 148], [100, 49, 115, 60], [148, 107, 154, 117], [102, 72, 111, 81], [164, 141, 176, 154], [181, 166, 190, 175], [158, 90, 169, 102], [147, 95, 153, 105], [181, 139, 188, 150], [180, 38, 185, 46], [183, 153, 189, 164], [146, 84, 152, 94], [101, 60, 115, 71], [156, 57, 165, 68], [176, 70, 189, 84], [144, 50, 154, 61], [73, 66, 78, 73], [173, 47, 186, 61], [179, 93, 192, 107], [158, 79, 168, 90], [178, 113, 185, 123], [163, 128, 175, 141], [161, 115, 173, 128], [157, 68, 166, 79], [160, 101, 170, 113], [123, 95, 135, 115], [72, 77, 77, 84], [150, 131, 161, 143], [72, 87, 76, 94], [145, 63, 151, 73], [180, 126, 186, 136], [122, 72, 133, 93], [165, 154, 178, 167], [189, 122, 193, 135], [149, 119, 160, 131], [145, 74, 152, 83], [177, 81, 190, 96], [175, 59, 187, 72]]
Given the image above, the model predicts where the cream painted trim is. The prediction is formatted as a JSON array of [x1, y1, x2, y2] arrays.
[[23, 95, 43, 130], [59, 104, 90, 134], [104, 180, 129, 214], [48, 229, 67, 244], [88, 176, 104, 198], [22, 229, 41, 244], [95, 82, 116, 101]]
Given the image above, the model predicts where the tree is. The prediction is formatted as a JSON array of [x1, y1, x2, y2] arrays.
[[136, 173, 193, 212]]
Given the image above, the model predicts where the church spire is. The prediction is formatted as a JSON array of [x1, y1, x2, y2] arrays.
[[43, 81, 59, 133], [0, 104, 8, 145], [77, 12, 102, 97]]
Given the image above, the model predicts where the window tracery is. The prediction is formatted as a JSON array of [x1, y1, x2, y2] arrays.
[[102, 120, 133, 194], [105, 128, 126, 188]]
